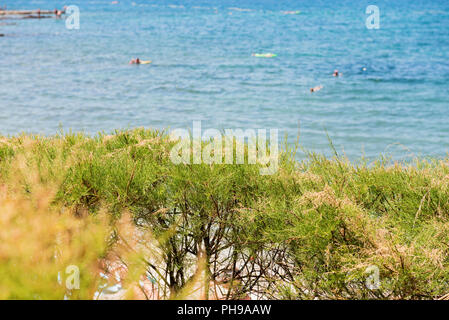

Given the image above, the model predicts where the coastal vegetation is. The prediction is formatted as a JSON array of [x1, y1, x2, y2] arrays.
[[1, 128, 449, 299]]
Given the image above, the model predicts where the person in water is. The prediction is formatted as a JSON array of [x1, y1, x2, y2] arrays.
[[333, 69, 340, 77], [129, 58, 141, 65], [53, 9, 62, 18], [310, 85, 323, 93], [252, 53, 276, 58]]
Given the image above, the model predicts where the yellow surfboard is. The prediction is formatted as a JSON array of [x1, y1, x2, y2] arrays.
[[140, 60, 152, 65]]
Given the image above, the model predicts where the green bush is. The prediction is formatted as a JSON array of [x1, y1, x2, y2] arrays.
[[1, 128, 448, 299]]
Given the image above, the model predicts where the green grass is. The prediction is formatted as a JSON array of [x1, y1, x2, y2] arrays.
[[1, 128, 448, 299]]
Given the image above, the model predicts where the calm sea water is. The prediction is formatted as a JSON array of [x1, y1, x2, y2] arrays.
[[1, 0, 449, 160]]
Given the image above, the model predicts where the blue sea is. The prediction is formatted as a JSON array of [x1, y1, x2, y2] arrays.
[[1, 0, 449, 160]]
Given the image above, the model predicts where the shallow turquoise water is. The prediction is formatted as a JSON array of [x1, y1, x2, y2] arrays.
[[1, 0, 449, 160]]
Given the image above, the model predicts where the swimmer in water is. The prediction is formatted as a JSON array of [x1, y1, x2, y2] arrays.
[[282, 10, 301, 15], [129, 58, 141, 65], [310, 85, 323, 93], [333, 69, 340, 77], [53, 9, 62, 18], [252, 53, 277, 58]]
